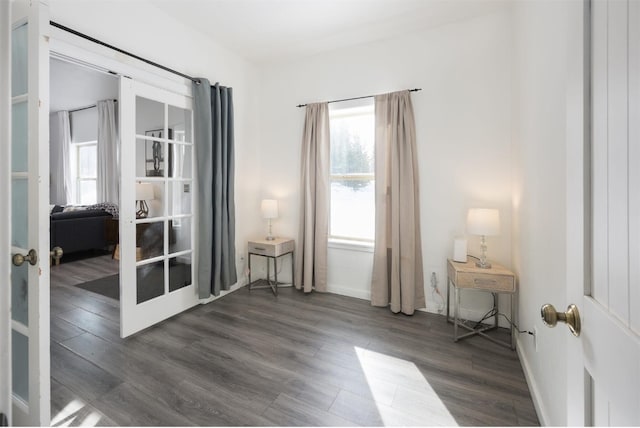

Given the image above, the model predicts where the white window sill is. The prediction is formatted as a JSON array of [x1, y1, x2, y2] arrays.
[[328, 238, 374, 253]]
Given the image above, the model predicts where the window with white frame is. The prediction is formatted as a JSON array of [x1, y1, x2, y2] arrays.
[[329, 101, 375, 242], [71, 141, 98, 205]]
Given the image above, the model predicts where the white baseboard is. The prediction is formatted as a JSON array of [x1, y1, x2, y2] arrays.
[[325, 285, 509, 328], [516, 337, 548, 426], [326, 284, 371, 301], [199, 276, 247, 304]]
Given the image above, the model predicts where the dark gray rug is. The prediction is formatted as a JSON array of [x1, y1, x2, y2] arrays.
[[74, 262, 191, 304], [76, 273, 120, 300]]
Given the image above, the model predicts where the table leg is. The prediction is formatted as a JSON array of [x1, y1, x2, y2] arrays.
[[453, 286, 460, 342], [493, 293, 498, 329], [248, 253, 252, 290], [446, 276, 451, 323], [274, 256, 278, 296], [267, 257, 271, 284], [291, 252, 295, 288], [511, 293, 516, 350]]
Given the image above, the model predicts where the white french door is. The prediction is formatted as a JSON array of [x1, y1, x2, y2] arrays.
[[0, 0, 11, 424], [565, 0, 640, 425], [119, 78, 198, 338], [2, 0, 51, 426]]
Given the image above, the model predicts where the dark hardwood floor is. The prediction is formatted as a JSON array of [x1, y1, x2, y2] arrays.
[[50, 254, 539, 426]]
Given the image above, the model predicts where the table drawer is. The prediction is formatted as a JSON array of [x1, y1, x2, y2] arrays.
[[248, 242, 275, 257], [456, 271, 515, 292], [248, 239, 294, 257]]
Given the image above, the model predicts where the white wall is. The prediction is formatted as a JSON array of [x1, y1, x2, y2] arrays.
[[257, 7, 513, 320], [49, 0, 262, 287], [511, 1, 583, 425]]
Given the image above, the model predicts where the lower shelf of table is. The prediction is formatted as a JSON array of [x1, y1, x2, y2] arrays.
[[446, 315, 514, 349], [248, 278, 293, 296]]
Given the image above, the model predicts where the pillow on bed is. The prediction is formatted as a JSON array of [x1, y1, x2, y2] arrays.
[[62, 205, 88, 212]]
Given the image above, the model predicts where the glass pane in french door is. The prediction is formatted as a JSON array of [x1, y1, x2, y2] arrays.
[[136, 262, 164, 304], [169, 255, 191, 292], [11, 331, 28, 402]]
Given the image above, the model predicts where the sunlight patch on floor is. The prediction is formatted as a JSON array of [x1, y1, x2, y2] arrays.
[[51, 399, 102, 427], [354, 347, 458, 426]]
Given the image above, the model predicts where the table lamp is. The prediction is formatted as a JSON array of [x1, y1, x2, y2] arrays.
[[136, 182, 154, 218], [261, 199, 278, 241], [467, 208, 500, 269]]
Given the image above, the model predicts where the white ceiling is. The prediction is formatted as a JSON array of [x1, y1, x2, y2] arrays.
[[50, 58, 119, 112], [48, 0, 507, 107], [149, 0, 508, 64]]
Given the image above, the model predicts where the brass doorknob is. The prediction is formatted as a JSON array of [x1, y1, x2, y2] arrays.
[[12, 249, 38, 267], [541, 303, 581, 337]]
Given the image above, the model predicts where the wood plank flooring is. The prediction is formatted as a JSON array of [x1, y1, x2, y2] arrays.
[[50, 254, 539, 426]]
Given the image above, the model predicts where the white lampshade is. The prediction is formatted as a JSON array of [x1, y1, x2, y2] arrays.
[[261, 199, 278, 219], [136, 183, 154, 201], [467, 208, 500, 236]]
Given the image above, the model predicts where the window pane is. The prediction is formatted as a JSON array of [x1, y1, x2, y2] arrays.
[[169, 255, 191, 292], [12, 330, 28, 402], [137, 261, 164, 304], [78, 144, 97, 178], [11, 23, 28, 97], [136, 96, 165, 136], [79, 180, 97, 205], [137, 221, 165, 260], [12, 101, 27, 173], [330, 180, 375, 240], [169, 217, 191, 254], [330, 114, 374, 175], [168, 105, 192, 143], [329, 105, 375, 241]]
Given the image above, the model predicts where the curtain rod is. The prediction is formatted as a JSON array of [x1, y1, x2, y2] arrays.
[[68, 99, 118, 114], [50, 21, 201, 85], [296, 88, 422, 108]]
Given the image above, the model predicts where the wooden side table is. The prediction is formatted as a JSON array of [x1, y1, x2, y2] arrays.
[[446, 258, 516, 349], [248, 238, 294, 296]]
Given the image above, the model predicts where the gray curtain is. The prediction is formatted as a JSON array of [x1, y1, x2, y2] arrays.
[[49, 111, 71, 205], [295, 103, 330, 293], [96, 100, 119, 203], [371, 90, 425, 315], [193, 78, 237, 298]]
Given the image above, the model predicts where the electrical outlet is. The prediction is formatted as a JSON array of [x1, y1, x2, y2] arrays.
[[430, 272, 438, 289], [533, 326, 538, 352]]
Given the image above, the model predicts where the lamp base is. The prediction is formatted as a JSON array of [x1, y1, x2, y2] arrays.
[[475, 261, 492, 269], [476, 235, 491, 268], [136, 200, 149, 219], [265, 218, 275, 241]]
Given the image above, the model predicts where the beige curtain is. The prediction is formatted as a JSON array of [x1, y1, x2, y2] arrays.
[[371, 91, 425, 314], [296, 103, 330, 293]]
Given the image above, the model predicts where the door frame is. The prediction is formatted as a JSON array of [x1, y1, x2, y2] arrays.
[[0, 0, 12, 423], [49, 30, 191, 99]]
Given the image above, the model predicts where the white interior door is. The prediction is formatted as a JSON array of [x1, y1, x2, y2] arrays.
[[119, 78, 197, 338], [6, 0, 51, 426], [1, 0, 12, 424], [565, 0, 640, 425]]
